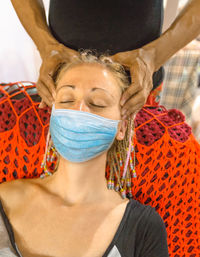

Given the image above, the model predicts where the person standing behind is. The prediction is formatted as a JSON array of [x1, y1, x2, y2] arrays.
[[10, 0, 200, 119]]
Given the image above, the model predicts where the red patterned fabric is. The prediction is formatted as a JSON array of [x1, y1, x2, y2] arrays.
[[146, 82, 163, 106], [0, 82, 200, 256]]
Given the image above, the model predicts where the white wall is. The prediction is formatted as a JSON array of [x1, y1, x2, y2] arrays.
[[0, 0, 49, 83], [162, 0, 189, 32]]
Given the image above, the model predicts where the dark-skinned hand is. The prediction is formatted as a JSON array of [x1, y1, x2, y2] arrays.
[[110, 47, 156, 119], [37, 43, 80, 109]]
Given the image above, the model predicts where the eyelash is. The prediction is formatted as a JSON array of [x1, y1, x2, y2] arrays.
[[60, 101, 106, 108]]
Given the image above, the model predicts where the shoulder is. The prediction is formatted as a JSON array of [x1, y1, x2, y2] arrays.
[[0, 178, 41, 212], [128, 200, 169, 255], [129, 199, 166, 234]]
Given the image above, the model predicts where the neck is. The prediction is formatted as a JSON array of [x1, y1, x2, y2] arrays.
[[43, 153, 122, 206]]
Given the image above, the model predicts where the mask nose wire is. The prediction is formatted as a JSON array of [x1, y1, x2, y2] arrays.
[[79, 101, 84, 111]]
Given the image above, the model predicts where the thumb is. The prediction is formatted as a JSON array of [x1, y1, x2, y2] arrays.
[[38, 100, 47, 109]]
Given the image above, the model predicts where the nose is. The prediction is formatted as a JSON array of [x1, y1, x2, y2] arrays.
[[76, 101, 90, 112]]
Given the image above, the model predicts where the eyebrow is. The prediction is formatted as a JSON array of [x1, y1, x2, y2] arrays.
[[56, 85, 75, 92], [56, 84, 114, 98]]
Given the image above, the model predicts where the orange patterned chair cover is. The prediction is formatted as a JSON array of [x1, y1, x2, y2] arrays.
[[0, 82, 199, 256]]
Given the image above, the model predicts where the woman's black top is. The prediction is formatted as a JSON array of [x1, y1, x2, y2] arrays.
[[0, 198, 169, 256], [48, 0, 164, 90]]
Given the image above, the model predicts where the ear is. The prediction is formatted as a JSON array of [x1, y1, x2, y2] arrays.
[[116, 119, 128, 140]]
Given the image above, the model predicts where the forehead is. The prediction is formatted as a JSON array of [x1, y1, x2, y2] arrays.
[[56, 63, 121, 96]]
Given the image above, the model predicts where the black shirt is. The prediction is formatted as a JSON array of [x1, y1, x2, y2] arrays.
[[48, 0, 164, 90], [0, 198, 169, 257]]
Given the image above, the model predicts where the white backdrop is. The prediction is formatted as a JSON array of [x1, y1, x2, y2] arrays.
[[0, 0, 187, 83], [0, 0, 49, 83]]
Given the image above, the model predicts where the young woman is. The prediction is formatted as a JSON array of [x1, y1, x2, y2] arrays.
[[0, 52, 169, 257]]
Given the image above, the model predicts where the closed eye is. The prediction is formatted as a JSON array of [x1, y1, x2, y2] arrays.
[[60, 101, 74, 103], [60, 101, 106, 108], [90, 103, 106, 108]]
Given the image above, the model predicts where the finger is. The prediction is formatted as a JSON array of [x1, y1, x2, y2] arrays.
[[130, 113, 136, 120], [38, 100, 47, 109], [39, 73, 56, 99], [110, 51, 134, 66], [38, 101, 51, 114], [120, 82, 143, 107], [120, 63, 144, 106], [37, 86, 54, 108], [45, 74, 57, 99], [38, 102, 43, 108], [123, 92, 145, 115], [36, 80, 54, 102], [123, 101, 143, 119], [122, 73, 153, 118], [121, 91, 145, 117], [122, 89, 146, 112], [41, 96, 53, 108], [122, 102, 142, 120]]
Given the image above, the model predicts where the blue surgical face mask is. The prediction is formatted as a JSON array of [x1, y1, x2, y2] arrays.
[[50, 104, 120, 162]]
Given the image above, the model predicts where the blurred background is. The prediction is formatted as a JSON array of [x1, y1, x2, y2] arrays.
[[0, 0, 199, 142]]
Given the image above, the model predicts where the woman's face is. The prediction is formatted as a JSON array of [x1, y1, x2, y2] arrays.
[[54, 63, 122, 120]]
